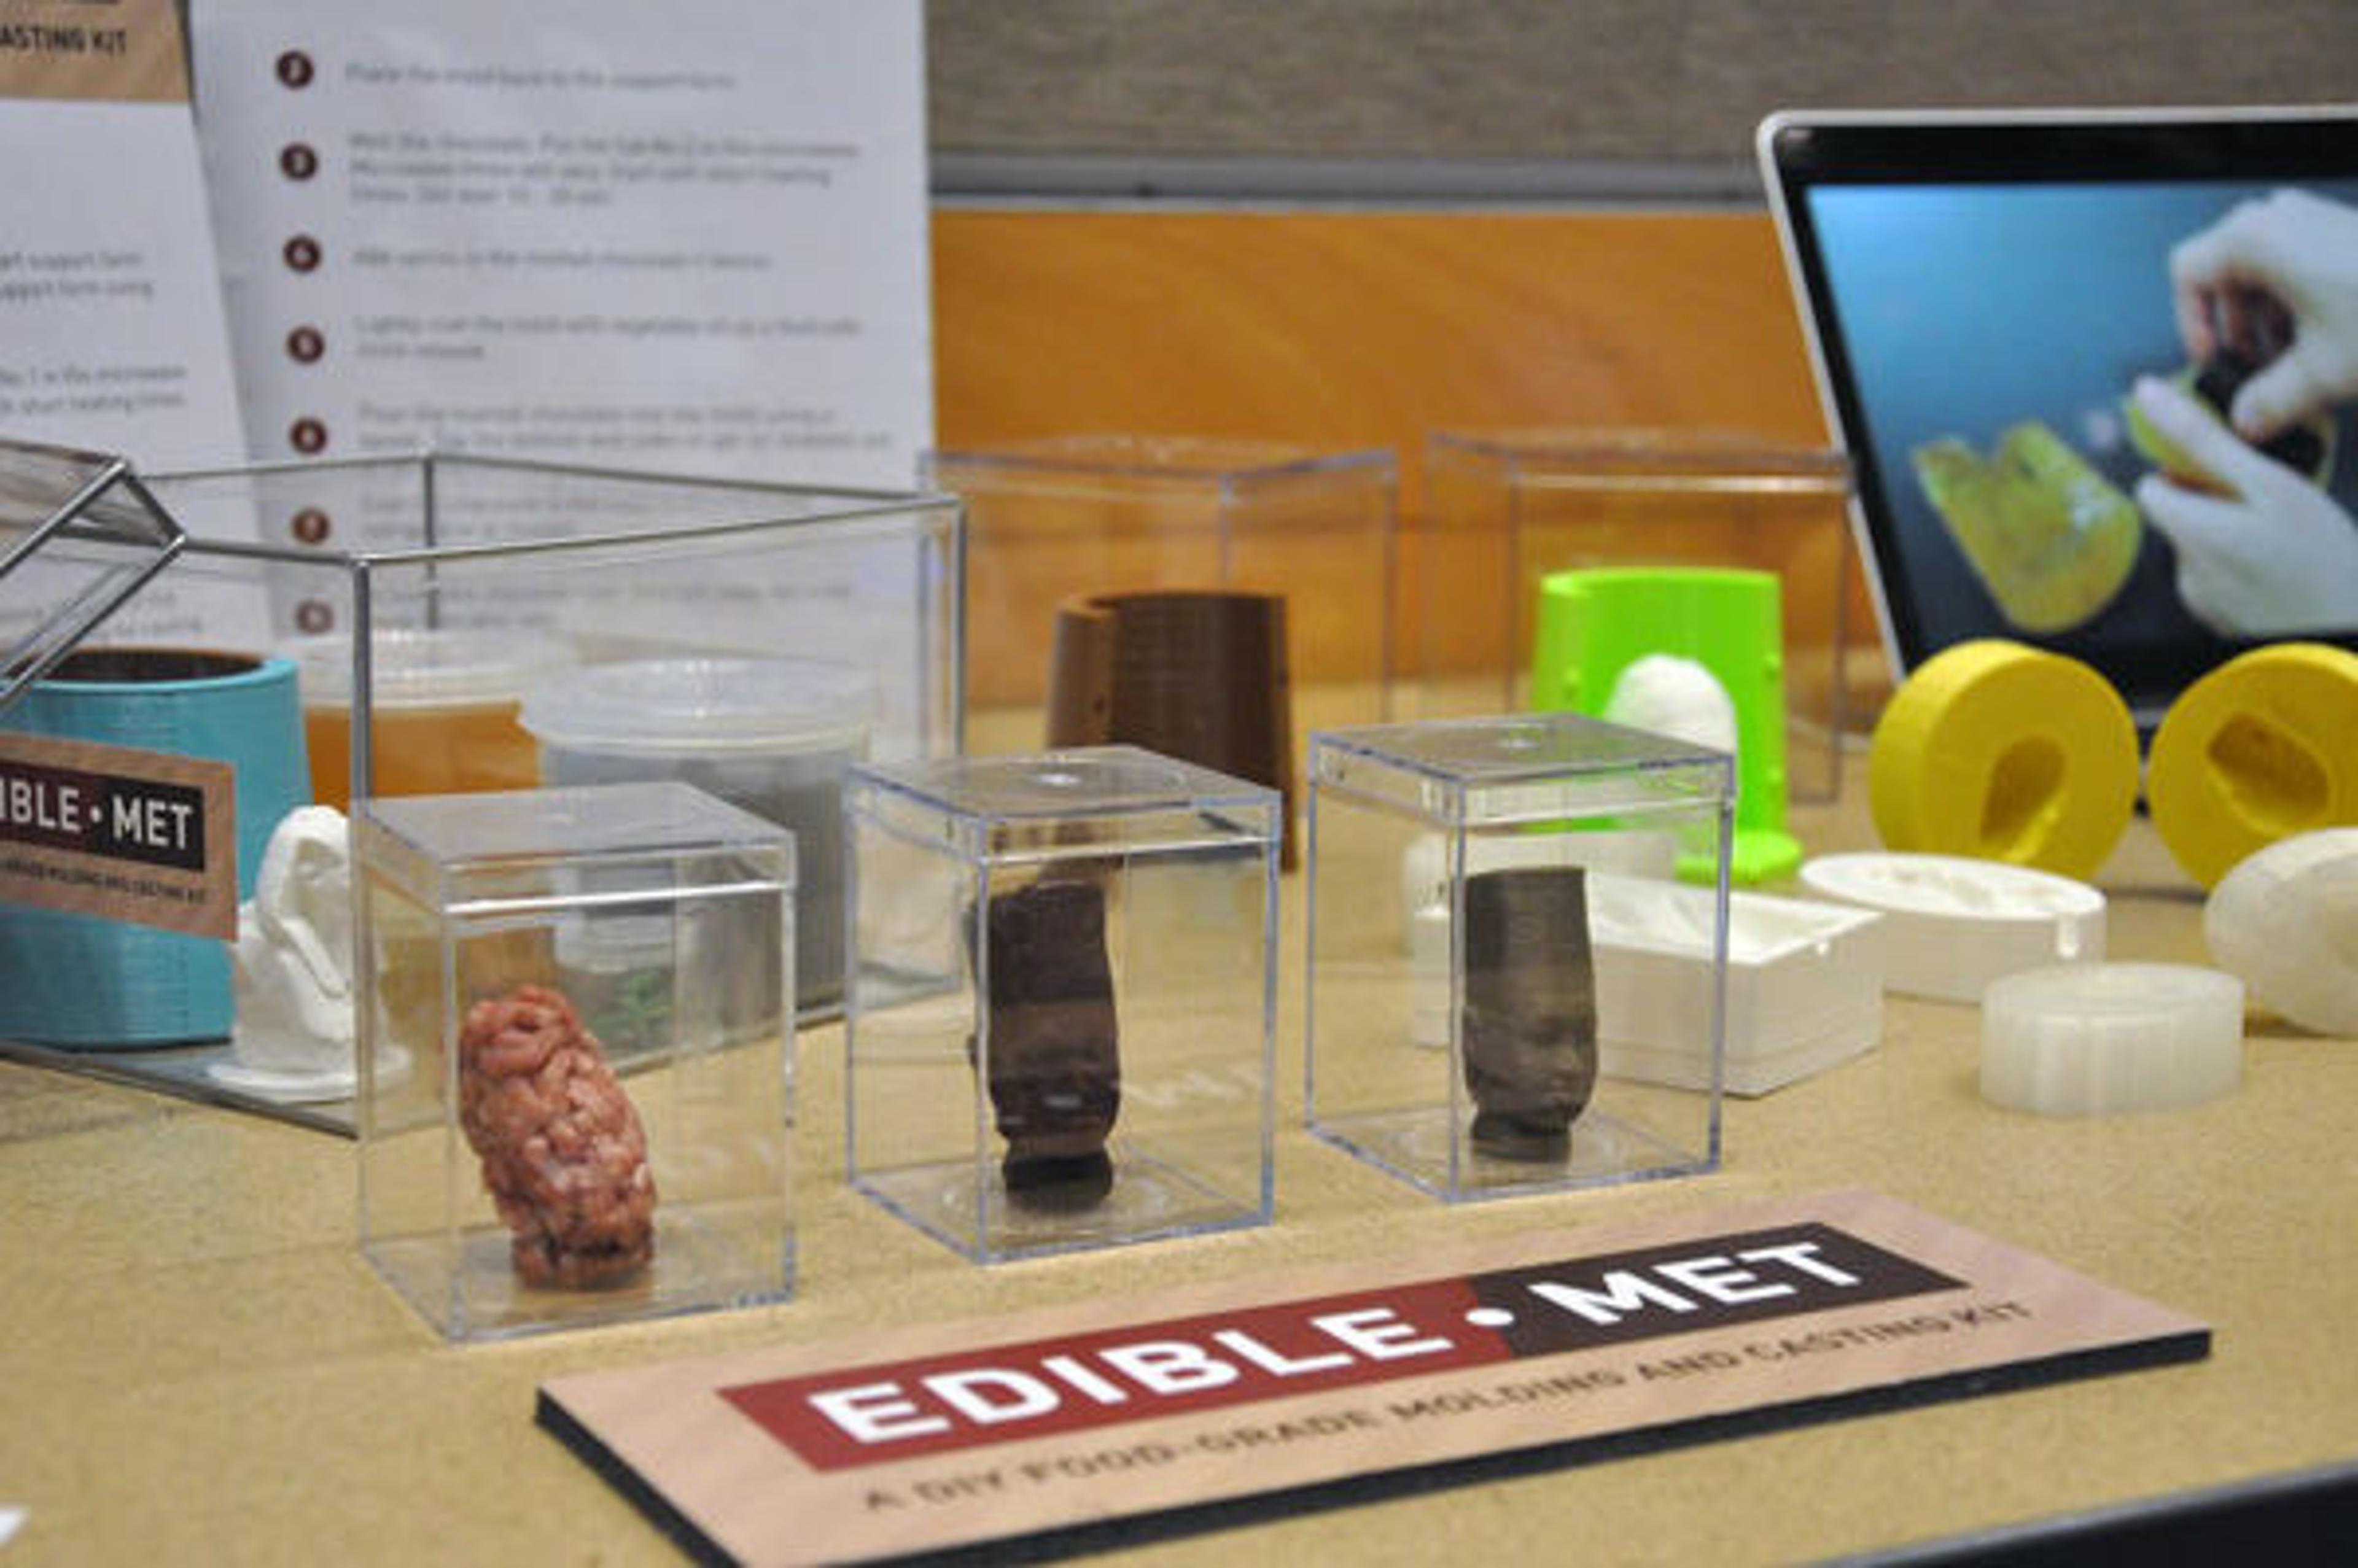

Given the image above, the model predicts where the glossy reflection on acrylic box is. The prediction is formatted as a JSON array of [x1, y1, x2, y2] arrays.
[[843, 745, 1280, 1263], [1416, 429, 1854, 803], [1307, 713, 1735, 1202], [356, 781, 795, 1342], [0, 447, 957, 1134]]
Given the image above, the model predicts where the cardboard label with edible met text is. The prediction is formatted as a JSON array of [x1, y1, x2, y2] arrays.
[[538, 1189, 2209, 1567]]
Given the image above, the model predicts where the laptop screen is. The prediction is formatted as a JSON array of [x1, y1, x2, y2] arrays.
[[1761, 108, 2358, 717]]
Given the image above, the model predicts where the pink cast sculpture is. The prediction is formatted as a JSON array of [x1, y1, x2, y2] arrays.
[[457, 984, 656, 1288]]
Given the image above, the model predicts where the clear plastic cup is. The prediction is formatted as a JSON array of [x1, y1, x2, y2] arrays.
[[288, 628, 559, 811], [521, 657, 874, 1014]]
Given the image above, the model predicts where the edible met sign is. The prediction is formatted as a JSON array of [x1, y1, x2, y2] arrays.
[[0, 731, 236, 939], [538, 1189, 2208, 1566]]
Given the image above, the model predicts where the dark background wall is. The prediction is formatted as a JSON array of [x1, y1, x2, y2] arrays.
[[928, 2, 2358, 199]]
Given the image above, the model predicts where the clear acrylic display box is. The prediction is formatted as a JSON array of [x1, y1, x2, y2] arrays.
[[1415, 429, 1853, 802], [924, 436, 1396, 752], [0, 446, 957, 1131], [0, 440, 185, 705], [844, 745, 1279, 1263], [356, 782, 795, 1342], [1307, 713, 1733, 1202]]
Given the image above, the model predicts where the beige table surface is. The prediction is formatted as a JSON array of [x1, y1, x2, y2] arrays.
[[5, 785, 2354, 1566]]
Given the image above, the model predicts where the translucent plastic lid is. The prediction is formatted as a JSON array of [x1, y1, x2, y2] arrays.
[[285, 627, 562, 710], [1982, 962, 2243, 1117], [1430, 427, 1851, 484], [521, 656, 876, 756], [1801, 852, 2104, 922]]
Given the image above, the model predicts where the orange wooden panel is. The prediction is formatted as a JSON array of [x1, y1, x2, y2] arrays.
[[933, 208, 1829, 487], [930, 208, 1874, 714]]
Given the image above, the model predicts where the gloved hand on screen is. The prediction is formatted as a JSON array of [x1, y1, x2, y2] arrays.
[[2171, 189, 2358, 441], [2133, 375, 2358, 637]]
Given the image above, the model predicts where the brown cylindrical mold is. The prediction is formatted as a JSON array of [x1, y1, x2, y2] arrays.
[[1460, 865, 1598, 1162], [1045, 589, 1296, 866]]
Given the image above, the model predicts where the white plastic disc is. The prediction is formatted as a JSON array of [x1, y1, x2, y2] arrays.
[[2204, 828, 2358, 1037], [1800, 850, 2104, 1001], [1981, 963, 2243, 1117]]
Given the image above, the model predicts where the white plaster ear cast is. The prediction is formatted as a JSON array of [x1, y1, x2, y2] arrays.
[[213, 805, 376, 1101], [2204, 828, 2358, 1036], [1601, 654, 1741, 756]]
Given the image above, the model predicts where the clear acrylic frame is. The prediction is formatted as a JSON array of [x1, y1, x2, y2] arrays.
[[925, 435, 1397, 751], [356, 781, 795, 1342], [1307, 713, 1733, 1203], [1414, 429, 1853, 802], [0, 448, 958, 1132], [844, 744, 1280, 1263]]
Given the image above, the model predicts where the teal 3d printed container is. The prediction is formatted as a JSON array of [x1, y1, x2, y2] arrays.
[[0, 648, 310, 1046]]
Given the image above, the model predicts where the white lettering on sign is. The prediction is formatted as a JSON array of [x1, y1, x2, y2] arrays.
[[1212, 1328, 1352, 1379], [1528, 1273, 1700, 1326], [1040, 1354, 1130, 1406], [1525, 1241, 1863, 1326], [1099, 1342, 1239, 1398], [1737, 1241, 1864, 1287], [3, 774, 88, 833], [807, 1382, 950, 1446], [1655, 1256, 1796, 1307], [803, 1308, 1458, 1447], [927, 1370, 1059, 1426], [1309, 1308, 1455, 1362], [0, 733, 236, 939], [737, 1230, 1956, 1472], [109, 791, 196, 853]]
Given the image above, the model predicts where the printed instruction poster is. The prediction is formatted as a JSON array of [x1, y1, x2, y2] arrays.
[[0, 0, 255, 646], [190, 0, 932, 494], [0, 0, 247, 466]]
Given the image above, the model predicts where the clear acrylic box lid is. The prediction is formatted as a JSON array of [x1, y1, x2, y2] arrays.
[[1312, 713, 1733, 828], [359, 781, 795, 907], [848, 744, 1281, 862], [928, 434, 1394, 488], [0, 438, 185, 715], [1429, 428, 1851, 487]]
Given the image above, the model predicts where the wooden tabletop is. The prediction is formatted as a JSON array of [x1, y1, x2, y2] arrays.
[[4, 777, 2354, 1565]]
